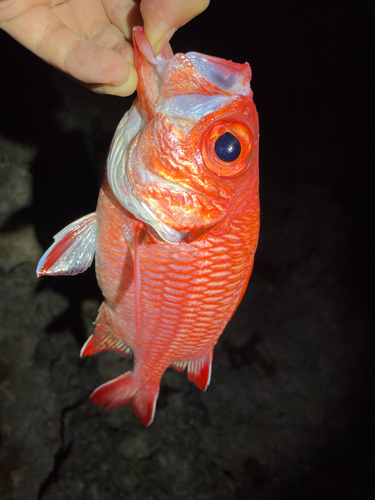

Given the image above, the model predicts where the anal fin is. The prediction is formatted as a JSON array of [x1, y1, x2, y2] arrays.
[[80, 325, 133, 359]]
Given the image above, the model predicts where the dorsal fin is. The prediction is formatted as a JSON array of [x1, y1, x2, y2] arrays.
[[170, 361, 188, 373], [170, 350, 213, 391], [187, 350, 213, 391], [37, 213, 97, 277]]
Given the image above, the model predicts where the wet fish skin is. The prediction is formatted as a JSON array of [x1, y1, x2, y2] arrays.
[[37, 27, 259, 426]]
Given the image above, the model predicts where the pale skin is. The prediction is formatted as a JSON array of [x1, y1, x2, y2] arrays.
[[0, 0, 210, 96]]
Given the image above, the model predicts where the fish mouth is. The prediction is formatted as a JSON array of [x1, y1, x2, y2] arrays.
[[106, 28, 254, 244], [133, 26, 252, 120]]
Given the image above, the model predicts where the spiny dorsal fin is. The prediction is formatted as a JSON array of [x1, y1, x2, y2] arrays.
[[37, 213, 97, 276]]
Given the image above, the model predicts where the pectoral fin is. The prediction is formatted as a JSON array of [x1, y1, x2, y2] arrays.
[[37, 213, 97, 277], [123, 221, 144, 335]]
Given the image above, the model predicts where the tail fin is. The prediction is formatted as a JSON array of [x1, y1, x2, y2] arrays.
[[90, 372, 159, 426]]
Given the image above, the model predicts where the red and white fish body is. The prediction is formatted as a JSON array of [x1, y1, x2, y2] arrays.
[[37, 27, 259, 426]]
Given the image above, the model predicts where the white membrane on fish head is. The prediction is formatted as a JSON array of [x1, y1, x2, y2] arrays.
[[186, 52, 251, 96], [107, 104, 149, 220], [158, 94, 236, 135]]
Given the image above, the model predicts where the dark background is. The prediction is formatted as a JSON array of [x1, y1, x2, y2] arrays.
[[0, 1, 373, 499]]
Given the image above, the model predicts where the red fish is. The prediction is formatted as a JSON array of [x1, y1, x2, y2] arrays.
[[37, 27, 259, 426]]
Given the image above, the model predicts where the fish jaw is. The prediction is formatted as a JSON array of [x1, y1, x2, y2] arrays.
[[133, 26, 252, 121], [133, 26, 169, 121]]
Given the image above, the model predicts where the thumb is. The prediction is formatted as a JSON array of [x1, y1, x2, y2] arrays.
[[140, 0, 210, 55]]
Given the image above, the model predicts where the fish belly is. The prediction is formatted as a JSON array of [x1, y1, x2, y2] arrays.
[[95, 177, 259, 387]]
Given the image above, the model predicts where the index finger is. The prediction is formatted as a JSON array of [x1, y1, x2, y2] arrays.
[[2, 4, 137, 95]]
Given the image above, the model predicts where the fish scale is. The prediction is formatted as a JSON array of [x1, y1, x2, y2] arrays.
[[96, 177, 257, 368], [37, 27, 259, 425]]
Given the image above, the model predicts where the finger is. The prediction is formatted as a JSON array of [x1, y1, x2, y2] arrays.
[[86, 64, 137, 96], [101, 0, 142, 40], [3, 5, 136, 93], [64, 42, 138, 95], [141, 0, 210, 55], [84, 24, 138, 94], [88, 23, 135, 66], [0, 0, 44, 23], [54, 0, 111, 38]]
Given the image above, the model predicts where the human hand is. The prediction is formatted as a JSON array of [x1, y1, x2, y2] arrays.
[[0, 0, 209, 96]]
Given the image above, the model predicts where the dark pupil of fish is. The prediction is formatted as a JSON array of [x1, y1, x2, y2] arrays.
[[214, 133, 241, 162]]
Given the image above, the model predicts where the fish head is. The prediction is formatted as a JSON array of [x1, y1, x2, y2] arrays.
[[107, 27, 259, 244]]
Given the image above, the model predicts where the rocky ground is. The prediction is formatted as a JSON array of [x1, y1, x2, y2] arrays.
[[0, 2, 373, 499]]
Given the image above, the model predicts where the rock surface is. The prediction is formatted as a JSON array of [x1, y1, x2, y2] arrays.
[[0, 2, 373, 499]]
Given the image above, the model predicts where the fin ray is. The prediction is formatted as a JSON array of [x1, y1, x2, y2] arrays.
[[80, 326, 133, 359], [123, 221, 143, 336], [170, 351, 213, 391], [170, 361, 188, 373], [90, 372, 159, 426], [80, 303, 133, 358], [133, 225, 142, 336], [187, 350, 213, 391], [37, 213, 97, 276]]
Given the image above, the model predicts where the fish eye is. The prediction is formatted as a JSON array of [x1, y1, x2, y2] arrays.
[[214, 133, 241, 162], [201, 119, 255, 177]]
